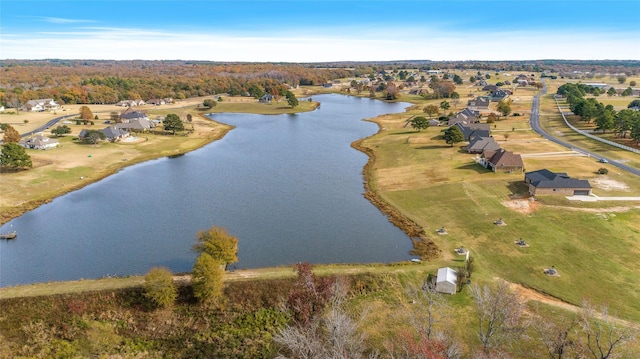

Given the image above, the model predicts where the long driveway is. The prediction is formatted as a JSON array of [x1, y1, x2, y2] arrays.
[[20, 113, 78, 138], [529, 82, 640, 177]]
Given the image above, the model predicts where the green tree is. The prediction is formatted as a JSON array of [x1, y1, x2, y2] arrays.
[[1, 142, 32, 169], [630, 116, 640, 145], [81, 129, 105, 144], [193, 225, 238, 268], [497, 100, 512, 118], [630, 80, 637, 87], [628, 99, 640, 108], [163, 113, 184, 134], [450, 92, 460, 109], [423, 104, 439, 119], [617, 75, 627, 84], [51, 125, 71, 137], [2, 125, 21, 143], [410, 116, 430, 131], [606, 87, 617, 97], [143, 267, 177, 308], [192, 252, 224, 303], [621, 87, 633, 96], [203, 99, 217, 109], [285, 91, 299, 108], [439, 100, 450, 116], [443, 126, 464, 146], [595, 109, 616, 133]]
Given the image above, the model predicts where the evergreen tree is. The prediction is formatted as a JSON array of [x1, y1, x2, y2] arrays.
[[1, 143, 32, 169], [443, 126, 464, 147]]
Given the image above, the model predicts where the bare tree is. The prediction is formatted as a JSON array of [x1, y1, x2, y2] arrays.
[[470, 281, 525, 352], [531, 306, 579, 359], [579, 300, 637, 359], [385, 281, 461, 359], [275, 278, 376, 359]]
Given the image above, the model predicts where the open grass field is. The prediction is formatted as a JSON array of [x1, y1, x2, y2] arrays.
[[357, 83, 640, 322]]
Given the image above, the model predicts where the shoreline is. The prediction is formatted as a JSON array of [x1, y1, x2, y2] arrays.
[[0, 99, 321, 225], [0, 111, 233, 226]]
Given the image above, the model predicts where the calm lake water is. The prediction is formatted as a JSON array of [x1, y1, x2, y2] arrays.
[[0, 94, 414, 287]]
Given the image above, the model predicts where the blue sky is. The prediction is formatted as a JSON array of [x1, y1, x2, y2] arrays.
[[1, 0, 638, 61]]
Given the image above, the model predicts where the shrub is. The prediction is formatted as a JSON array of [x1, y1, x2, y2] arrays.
[[143, 267, 177, 308], [598, 167, 609, 175]]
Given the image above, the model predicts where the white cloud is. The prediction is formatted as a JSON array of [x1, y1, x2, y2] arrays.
[[1, 26, 638, 61], [39, 17, 97, 24]]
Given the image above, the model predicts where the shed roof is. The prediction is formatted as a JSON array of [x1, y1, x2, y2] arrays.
[[436, 267, 457, 284]]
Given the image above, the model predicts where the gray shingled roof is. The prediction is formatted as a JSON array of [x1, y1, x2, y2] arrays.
[[525, 169, 591, 189]]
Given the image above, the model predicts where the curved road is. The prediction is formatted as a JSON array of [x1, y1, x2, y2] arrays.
[[530, 82, 640, 177], [21, 113, 79, 138]]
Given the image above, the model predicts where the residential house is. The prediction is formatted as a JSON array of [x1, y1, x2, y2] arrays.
[[466, 136, 500, 154], [448, 108, 478, 126], [322, 83, 333, 88], [119, 110, 148, 123], [146, 98, 166, 106], [475, 79, 488, 87], [19, 134, 59, 150], [22, 99, 59, 112], [467, 96, 490, 109], [259, 94, 274, 103], [435, 267, 457, 295], [490, 89, 510, 101], [454, 122, 491, 141], [482, 148, 524, 172], [115, 118, 155, 132], [79, 127, 130, 142], [115, 99, 145, 107], [482, 85, 499, 92], [428, 119, 441, 126], [102, 126, 130, 141], [426, 70, 442, 75], [524, 169, 592, 196]]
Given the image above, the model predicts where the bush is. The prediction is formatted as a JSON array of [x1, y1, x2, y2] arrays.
[[143, 267, 177, 308], [598, 167, 609, 175]]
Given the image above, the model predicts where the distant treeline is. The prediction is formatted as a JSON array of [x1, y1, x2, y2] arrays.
[[0, 60, 638, 107], [0, 61, 352, 106]]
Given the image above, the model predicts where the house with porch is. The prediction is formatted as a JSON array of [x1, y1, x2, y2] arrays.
[[19, 134, 59, 150], [22, 99, 60, 112]]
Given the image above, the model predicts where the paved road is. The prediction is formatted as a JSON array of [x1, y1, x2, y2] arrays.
[[529, 82, 640, 177], [20, 113, 78, 138]]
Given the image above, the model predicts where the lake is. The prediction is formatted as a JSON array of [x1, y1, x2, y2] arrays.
[[0, 94, 414, 287]]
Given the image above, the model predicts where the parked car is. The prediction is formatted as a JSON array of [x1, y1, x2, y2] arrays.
[[598, 158, 608, 163]]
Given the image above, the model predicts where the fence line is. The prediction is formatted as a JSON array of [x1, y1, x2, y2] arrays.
[[554, 98, 640, 154]]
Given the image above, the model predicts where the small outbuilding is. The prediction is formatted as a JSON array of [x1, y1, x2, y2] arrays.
[[435, 267, 458, 295]]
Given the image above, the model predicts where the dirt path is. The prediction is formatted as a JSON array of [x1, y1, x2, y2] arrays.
[[508, 282, 640, 329]]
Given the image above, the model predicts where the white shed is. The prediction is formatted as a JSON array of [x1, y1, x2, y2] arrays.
[[435, 267, 458, 295]]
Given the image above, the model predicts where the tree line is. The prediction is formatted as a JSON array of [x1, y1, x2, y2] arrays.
[[0, 61, 352, 107], [557, 83, 640, 144]]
